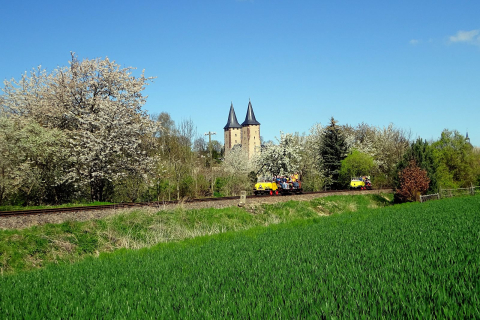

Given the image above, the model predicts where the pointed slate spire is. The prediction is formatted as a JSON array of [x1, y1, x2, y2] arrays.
[[224, 102, 242, 130], [241, 99, 260, 126]]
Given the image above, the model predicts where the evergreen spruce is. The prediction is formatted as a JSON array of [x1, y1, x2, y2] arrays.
[[320, 117, 348, 189]]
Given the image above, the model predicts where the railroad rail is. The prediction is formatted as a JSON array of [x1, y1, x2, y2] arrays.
[[0, 188, 392, 218]]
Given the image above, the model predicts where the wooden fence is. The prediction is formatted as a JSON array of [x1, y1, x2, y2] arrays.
[[420, 186, 479, 203]]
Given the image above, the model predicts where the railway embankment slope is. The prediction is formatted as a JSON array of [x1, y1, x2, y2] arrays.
[[0, 192, 391, 274]]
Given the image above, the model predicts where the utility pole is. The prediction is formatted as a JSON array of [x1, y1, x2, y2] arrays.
[[204, 131, 216, 195]]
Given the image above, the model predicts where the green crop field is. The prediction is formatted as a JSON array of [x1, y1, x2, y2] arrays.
[[1, 196, 479, 319]]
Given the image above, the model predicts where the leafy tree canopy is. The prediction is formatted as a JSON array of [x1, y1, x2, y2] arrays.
[[432, 130, 477, 188], [339, 149, 374, 187]]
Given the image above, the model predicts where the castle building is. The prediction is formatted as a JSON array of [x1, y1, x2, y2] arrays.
[[224, 100, 261, 159]]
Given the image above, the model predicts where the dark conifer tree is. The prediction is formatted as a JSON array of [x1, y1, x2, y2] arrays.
[[320, 117, 348, 189]]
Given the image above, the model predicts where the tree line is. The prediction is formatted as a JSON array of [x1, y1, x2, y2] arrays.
[[1, 55, 479, 206]]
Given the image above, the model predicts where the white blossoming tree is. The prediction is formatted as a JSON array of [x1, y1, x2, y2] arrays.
[[222, 145, 251, 174], [2, 53, 159, 202], [0, 117, 68, 205], [255, 132, 303, 177], [300, 123, 327, 191], [342, 123, 410, 186]]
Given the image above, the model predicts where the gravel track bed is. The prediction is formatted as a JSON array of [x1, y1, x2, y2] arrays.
[[0, 190, 389, 230]]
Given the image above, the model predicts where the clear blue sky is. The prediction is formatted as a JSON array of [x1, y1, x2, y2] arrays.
[[1, 0, 479, 146]]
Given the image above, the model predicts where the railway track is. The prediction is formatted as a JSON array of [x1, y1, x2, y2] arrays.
[[0, 189, 392, 218]]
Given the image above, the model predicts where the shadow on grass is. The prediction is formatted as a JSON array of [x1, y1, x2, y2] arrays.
[[370, 193, 394, 207]]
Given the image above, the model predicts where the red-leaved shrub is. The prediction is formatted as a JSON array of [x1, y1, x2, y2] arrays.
[[396, 160, 430, 202]]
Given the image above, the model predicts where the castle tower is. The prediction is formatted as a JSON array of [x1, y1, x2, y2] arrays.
[[241, 99, 261, 159], [223, 102, 242, 154]]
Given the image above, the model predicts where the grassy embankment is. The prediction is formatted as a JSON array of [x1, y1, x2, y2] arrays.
[[0, 193, 392, 274], [0, 194, 479, 318], [0, 201, 114, 212]]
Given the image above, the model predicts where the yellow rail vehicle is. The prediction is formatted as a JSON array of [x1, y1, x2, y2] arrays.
[[254, 180, 279, 196], [254, 175, 303, 196], [350, 176, 372, 190], [350, 179, 365, 189]]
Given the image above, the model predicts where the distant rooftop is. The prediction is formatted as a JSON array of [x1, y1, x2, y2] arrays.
[[224, 102, 242, 130], [241, 100, 260, 126]]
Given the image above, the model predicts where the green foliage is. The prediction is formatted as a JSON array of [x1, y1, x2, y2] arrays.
[[193, 174, 210, 198], [372, 173, 389, 189], [226, 174, 251, 196], [147, 178, 176, 202], [300, 171, 325, 192], [179, 175, 195, 198], [248, 171, 257, 184], [214, 177, 228, 196], [342, 122, 410, 187], [1, 196, 478, 318], [320, 117, 348, 189], [432, 130, 477, 188], [113, 175, 147, 202], [339, 149, 374, 187], [299, 123, 325, 192], [215, 175, 251, 196], [0, 117, 70, 205]]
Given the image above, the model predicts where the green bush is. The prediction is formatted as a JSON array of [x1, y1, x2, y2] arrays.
[[180, 175, 195, 198]]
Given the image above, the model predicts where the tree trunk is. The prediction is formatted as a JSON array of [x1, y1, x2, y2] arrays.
[[90, 178, 105, 202]]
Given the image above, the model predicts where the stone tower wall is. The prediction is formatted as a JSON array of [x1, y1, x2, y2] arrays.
[[241, 124, 260, 159], [224, 128, 242, 154]]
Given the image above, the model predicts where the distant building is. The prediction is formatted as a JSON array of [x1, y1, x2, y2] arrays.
[[224, 100, 261, 159], [223, 102, 242, 153]]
